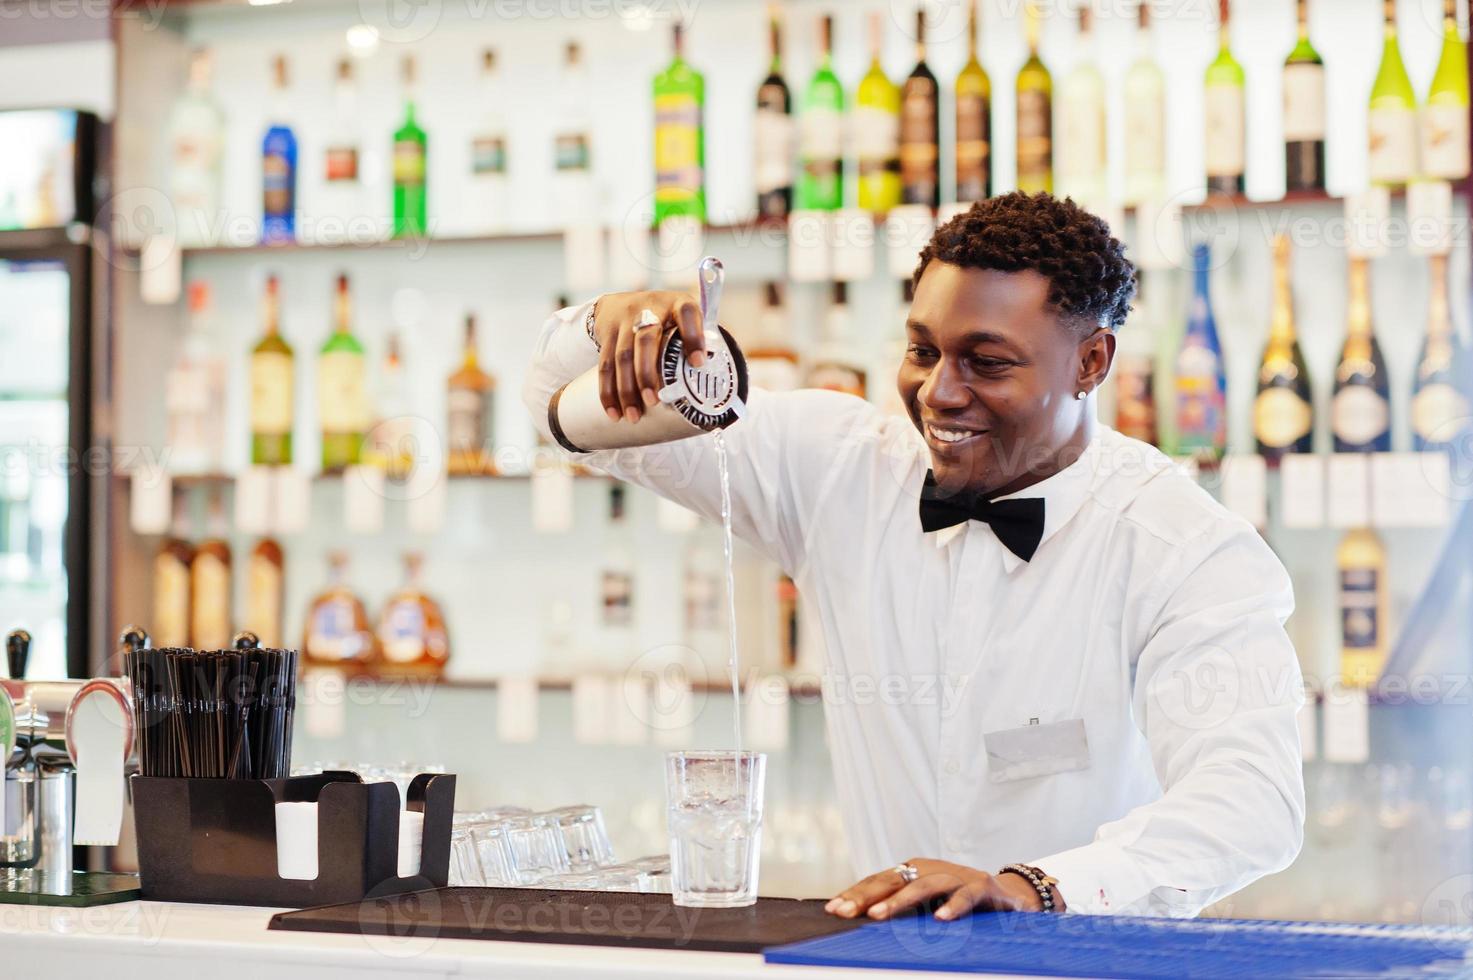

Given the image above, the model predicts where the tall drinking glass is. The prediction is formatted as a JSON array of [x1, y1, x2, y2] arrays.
[[665, 750, 766, 908]]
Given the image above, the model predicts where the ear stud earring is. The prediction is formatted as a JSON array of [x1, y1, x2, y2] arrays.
[[1075, 390, 1087, 401]]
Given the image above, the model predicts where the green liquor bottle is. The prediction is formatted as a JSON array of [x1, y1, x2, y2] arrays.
[[954, 0, 991, 204], [855, 11, 901, 214], [393, 56, 428, 238], [797, 14, 844, 211], [1204, 0, 1245, 196], [318, 274, 368, 473], [250, 274, 294, 466], [1015, 1, 1052, 195], [1422, 0, 1470, 180], [1368, 0, 1417, 187], [654, 21, 706, 225]]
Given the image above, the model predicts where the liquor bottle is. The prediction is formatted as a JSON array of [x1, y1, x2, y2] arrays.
[[1254, 236, 1315, 463], [393, 56, 429, 238], [1204, 0, 1245, 196], [153, 492, 193, 649], [1283, 0, 1326, 193], [1015, 1, 1053, 195], [875, 279, 915, 419], [303, 551, 377, 670], [1368, 0, 1417, 187], [1412, 253, 1470, 451], [1332, 258, 1392, 453], [653, 22, 706, 226], [797, 14, 844, 211], [855, 11, 901, 215], [1123, 0, 1165, 206], [744, 281, 802, 392], [447, 314, 496, 476], [318, 273, 368, 473], [166, 280, 226, 474], [376, 552, 450, 676], [1058, 2, 1105, 205], [899, 7, 940, 208], [1174, 244, 1228, 462], [168, 48, 225, 248], [1338, 527, 1388, 689], [317, 57, 363, 231], [243, 537, 284, 649], [1422, 0, 1471, 181], [365, 334, 414, 479], [554, 43, 593, 183], [250, 274, 294, 466], [467, 49, 510, 232], [805, 282, 867, 398], [601, 484, 636, 665], [1113, 271, 1158, 446], [954, 0, 991, 205], [754, 8, 793, 220], [261, 55, 298, 244], [189, 490, 232, 651]]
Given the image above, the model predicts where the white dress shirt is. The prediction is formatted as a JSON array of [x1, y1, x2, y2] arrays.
[[524, 302, 1306, 916]]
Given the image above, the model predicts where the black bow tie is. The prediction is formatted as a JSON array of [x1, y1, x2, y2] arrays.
[[918, 471, 1046, 563]]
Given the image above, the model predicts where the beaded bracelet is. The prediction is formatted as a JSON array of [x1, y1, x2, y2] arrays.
[[999, 863, 1060, 912]]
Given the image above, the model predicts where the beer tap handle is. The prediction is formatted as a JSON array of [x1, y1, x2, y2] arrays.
[[6, 629, 31, 680]]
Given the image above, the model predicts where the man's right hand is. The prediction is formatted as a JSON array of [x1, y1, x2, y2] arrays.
[[592, 291, 708, 424]]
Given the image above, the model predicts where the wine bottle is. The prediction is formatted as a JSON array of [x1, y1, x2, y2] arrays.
[[654, 21, 706, 225], [318, 273, 368, 473], [244, 537, 284, 649], [744, 281, 802, 392], [447, 313, 496, 476], [855, 11, 901, 215], [1058, 2, 1105, 205], [466, 49, 509, 232], [1412, 253, 1470, 451], [250, 274, 294, 466], [1015, 1, 1053, 195], [167, 280, 227, 474], [392, 55, 428, 238], [1283, 0, 1326, 193], [1113, 270, 1158, 446], [169, 48, 225, 249], [754, 7, 793, 219], [1422, 0, 1471, 181], [1332, 257, 1392, 453], [261, 54, 297, 244], [805, 282, 868, 399], [900, 7, 940, 208], [1368, 0, 1417, 187], [1338, 526, 1388, 690], [954, 0, 991, 204], [1204, 0, 1245, 196], [1174, 243, 1228, 462], [1254, 236, 1314, 463], [797, 15, 844, 211], [1123, 0, 1165, 206], [366, 333, 413, 479]]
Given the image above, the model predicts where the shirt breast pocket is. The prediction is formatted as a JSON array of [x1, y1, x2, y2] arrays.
[[984, 718, 1092, 784]]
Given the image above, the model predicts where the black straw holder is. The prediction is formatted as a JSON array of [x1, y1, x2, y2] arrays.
[[131, 770, 455, 907]]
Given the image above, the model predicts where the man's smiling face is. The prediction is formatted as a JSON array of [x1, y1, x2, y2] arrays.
[[898, 260, 1114, 500]]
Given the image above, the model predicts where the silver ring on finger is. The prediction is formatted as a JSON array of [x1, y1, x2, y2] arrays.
[[635, 308, 661, 332], [894, 863, 919, 884]]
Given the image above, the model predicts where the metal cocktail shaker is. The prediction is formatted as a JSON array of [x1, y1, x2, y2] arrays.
[[547, 257, 749, 453]]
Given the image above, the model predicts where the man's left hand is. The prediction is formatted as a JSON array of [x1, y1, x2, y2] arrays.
[[824, 859, 1054, 921]]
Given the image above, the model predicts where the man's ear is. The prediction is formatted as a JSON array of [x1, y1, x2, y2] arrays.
[[1079, 327, 1115, 392]]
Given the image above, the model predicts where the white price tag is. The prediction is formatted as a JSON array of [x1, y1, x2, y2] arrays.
[[563, 224, 607, 294], [343, 465, 386, 534], [128, 468, 172, 536], [1326, 453, 1371, 527], [572, 675, 611, 745], [1321, 688, 1370, 764], [787, 211, 830, 283], [1132, 195, 1184, 271], [830, 208, 876, 282], [496, 675, 539, 743], [406, 473, 448, 535], [302, 668, 347, 740], [272, 467, 312, 535], [884, 204, 935, 280], [612, 673, 651, 746], [234, 466, 274, 535], [1220, 453, 1268, 529], [1297, 699, 1318, 762], [1279, 453, 1326, 528], [743, 674, 790, 752], [531, 463, 575, 533], [656, 496, 700, 533], [1344, 187, 1392, 259], [1407, 180, 1454, 256], [1372, 452, 1451, 528], [140, 236, 182, 306]]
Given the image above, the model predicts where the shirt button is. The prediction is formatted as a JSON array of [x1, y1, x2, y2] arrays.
[[945, 759, 961, 776]]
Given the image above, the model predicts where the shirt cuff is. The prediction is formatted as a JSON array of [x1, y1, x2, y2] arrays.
[[1031, 840, 1151, 916]]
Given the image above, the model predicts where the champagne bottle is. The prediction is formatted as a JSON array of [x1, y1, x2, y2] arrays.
[[1015, 1, 1053, 195], [654, 21, 706, 225], [754, 7, 793, 219], [392, 56, 428, 238], [1412, 253, 1470, 451], [899, 7, 940, 208], [1204, 0, 1245, 196], [244, 537, 284, 649], [1332, 257, 1392, 453], [954, 0, 991, 204], [1113, 270, 1158, 446], [1422, 0, 1471, 180], [1283, 0, 1326, 193], [250, 274, 294, 466], [318, 273, 368, 473], [1254, 236, 1315, 462], [1174, 243, 1228, 462], [1368, 0, 1417, 187], [855, 11, 901, 215], [1338, 527, 1388, 690], [797, 15, 844, 210], [1123, 0, 1165, 206], [1058, 2, 1105, 205], [447, 313, 496, 475], [261, 55, 297, 244]]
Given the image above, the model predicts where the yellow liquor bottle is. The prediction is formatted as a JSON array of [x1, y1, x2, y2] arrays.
[[189, 491, 232, 650], [1338, 527, 1388, 689], [447, 314, 497, 475], [243, 537, 284, 649]]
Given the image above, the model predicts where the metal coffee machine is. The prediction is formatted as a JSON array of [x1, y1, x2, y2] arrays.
[[1, 627, 140, 900]]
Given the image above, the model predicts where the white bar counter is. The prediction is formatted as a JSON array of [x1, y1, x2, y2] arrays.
[[3, 900, 1032, 979]]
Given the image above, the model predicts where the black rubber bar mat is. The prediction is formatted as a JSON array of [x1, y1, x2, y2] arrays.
[[268, 886, 867, 953]]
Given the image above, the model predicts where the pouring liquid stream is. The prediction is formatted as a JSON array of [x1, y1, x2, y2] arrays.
[[712, 428, 743, 754]]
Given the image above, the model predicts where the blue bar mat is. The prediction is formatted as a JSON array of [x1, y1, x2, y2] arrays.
[[762, 912, 1473, 978]]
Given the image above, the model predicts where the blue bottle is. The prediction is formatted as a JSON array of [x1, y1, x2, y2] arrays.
[[261, 55, 297, 244], [1174, 243, 1228, 462]]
